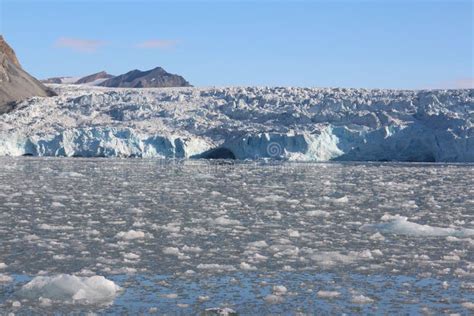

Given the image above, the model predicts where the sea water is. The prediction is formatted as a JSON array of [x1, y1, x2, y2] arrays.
[[0, 157, 472, 314]]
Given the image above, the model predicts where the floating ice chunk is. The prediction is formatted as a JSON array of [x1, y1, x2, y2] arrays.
[[212, 216, 241, 226], [198, 295, 210, 302], [254, 194, 285, 203], [247, 240, 268, 248], [18, 274, 121, 305], [272, 285, 288, 295], [204, 307, 237, 315], [324, 196, 349, 204], [263, 210, 282, 219], [123, 252, 140, 260], [446, 236, 460, 242], [264, 294, 285, 304], [153, 222, 181, 233], [369, 232, 385, 241], [251, 253, 268, 262], [115, 230, 145, 240], [306, 210, 330, 217], [371, 249, 384, 257], [271, 245, 300, 258], [287, 229, 300, 238], [462, 302, 474, 310], [161, 293, 178, 299], [358, 249, 374, 259], [109, 267, 137, 275], [184, 270, 196, 275], [182, 245, 202, 253], [361, 215, 474, 237], [443, 254, 461, 261], [38, 223, 74, 231], [351, 294, 374, 304], [163, 247, 182, 256], [333, 196, 349, 203], [0, 274, 13, 283], [53, 254, 72, 260], [240, 262, 257, 271], [461, 282, 474, 290], [317, 290, 341, 298], [58, 172, 84, 177], [0, 262, 7, 269], [197, 264, 236, 272], [311, 250, 374, 266], [39, 297, 52, 306], [11, 300, 21, 308]]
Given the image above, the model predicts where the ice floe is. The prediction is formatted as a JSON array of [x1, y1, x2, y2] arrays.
[[115, 230, 146, 240], [361, 215, 474, 237], [18, 274, 121, 305]]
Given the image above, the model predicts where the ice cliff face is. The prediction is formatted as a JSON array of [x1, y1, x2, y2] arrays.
[[0, 85, 472, 161]]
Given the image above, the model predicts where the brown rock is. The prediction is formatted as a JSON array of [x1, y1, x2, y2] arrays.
[[0, 35, 56, 114]]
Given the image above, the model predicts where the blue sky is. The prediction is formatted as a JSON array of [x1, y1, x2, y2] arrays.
[[1, 0, 472, 89]]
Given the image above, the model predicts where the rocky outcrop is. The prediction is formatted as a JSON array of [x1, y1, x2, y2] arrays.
[[0, 35, 56, 114], [0, 35, 20, 68], [99, 66, 190, 88], [75, 71, 114, 85]]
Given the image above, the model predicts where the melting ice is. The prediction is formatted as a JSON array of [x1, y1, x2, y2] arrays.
[[0, 158, 472, 314]]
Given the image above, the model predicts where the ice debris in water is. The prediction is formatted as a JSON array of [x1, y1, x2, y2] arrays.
[[361, 215, 474, 237], [204, 307, 238, 315], [0, 274, 13, 283], [18, 274, 121, 305], [115, 230, 146, 240], [317, 290, 341, 299], [351, 294, 374, 304]]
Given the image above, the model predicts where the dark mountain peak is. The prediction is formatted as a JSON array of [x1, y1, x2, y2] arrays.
[[75, 71, 115, 85], [149, 66, 166, 73], [100, 66, 191, 88]]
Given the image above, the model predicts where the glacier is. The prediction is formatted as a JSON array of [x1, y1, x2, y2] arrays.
[[0, 85, 472, 161]]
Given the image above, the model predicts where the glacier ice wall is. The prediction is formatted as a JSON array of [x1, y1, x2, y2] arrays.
[[0, 85, 472, 161]]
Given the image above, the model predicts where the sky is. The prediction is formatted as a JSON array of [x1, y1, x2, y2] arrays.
[[0, 0, 472, 89]]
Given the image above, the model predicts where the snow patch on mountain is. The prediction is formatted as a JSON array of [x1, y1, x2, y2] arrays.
[[0, 85, 472, 161]]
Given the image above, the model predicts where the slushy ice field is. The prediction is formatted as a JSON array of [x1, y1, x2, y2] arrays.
[[0, 158, 473, 314]]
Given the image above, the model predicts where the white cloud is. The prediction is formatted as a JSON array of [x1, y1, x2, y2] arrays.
[[55, 37, 106, 53]]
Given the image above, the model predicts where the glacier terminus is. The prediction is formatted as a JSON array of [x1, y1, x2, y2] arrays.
[[0, 85, 472, 162]]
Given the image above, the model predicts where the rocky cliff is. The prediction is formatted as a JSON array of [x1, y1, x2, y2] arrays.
[[0, 35, 55, 114]]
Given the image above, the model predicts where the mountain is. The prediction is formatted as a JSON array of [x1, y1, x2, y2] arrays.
[[0, 35, 56, 114], [99, 66, 191, 88], [75, 71, 114, 85]]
